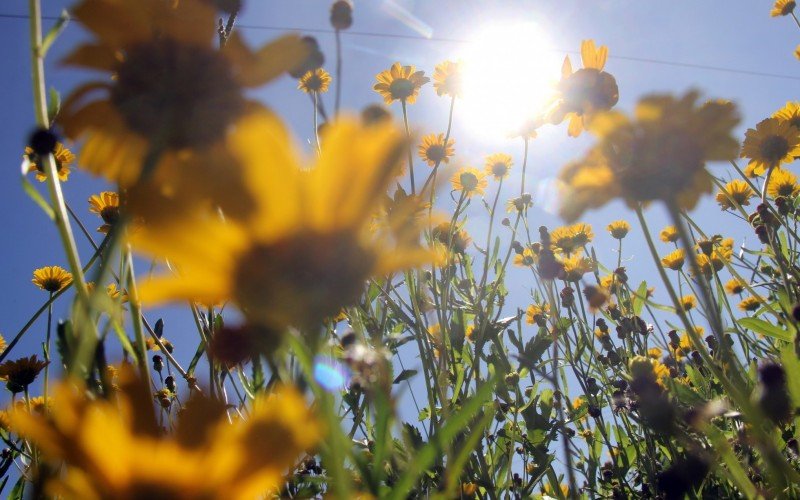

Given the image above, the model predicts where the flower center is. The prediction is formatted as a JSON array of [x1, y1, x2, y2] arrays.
[[491, 162, 508, 177], [759, 135, 790, 164], [459, 172, 479, 191], [233, 232, 375, 327], [561, 69, 619, 113], [111, 39, 244, 149], [306, 75, 323, 91], [389, 78, 415, 100], [100, 206, 121, 225], [425, 144, 446, 162]]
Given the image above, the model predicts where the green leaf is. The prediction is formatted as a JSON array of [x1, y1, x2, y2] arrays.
[[737, 317, 793, 342], [632, 281, 648, 316], [47, 87, 61, 124], [21, 174, 55, 220], [8, 476, 24, 500], [393, 369, 418, 384]]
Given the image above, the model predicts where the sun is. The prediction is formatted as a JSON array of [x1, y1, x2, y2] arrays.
[[459, 23, 561, 138]]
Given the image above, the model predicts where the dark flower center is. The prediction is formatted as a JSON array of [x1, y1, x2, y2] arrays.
[[100, 206, 120, 225], [561, 69, 619, 113], [111, 39, 244, 149], [234, 232, 375, 327], [389, 78, 415, 100], [491, 162, 508, 177], [425, 144, 446, 162], [459, 172, 479, 191], [305, 74, 323, 91], [759, 135, 790, 163]]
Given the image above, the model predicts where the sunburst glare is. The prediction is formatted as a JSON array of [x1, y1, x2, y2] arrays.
[[459, 23, 561, 139]]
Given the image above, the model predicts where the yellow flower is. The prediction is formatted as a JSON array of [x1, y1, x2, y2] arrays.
[[738, 296, 762, 312], [680, 294, 696, 312], [10, 375, 320, 499], [32, 266, 73, 293], [61, 0, 306, 188], [559, 92, 740, 221], [724, 278, 745, 295], [710, 237, 734, 271], [660, 249, 685, 271], [600, 274, 622, 294], [431, 222, 472, 255], [550, 40, 619, 137], [484, 153, 513, 180], [451, 167, 488, 198], [133, 112, 433, 330], [506, 194, 534, 213], [514, 248, 537, 267], [740, 118, 800, 176], [88, 191, 121, 233], [767, 168, 800, 198], [572, 396, 587, 411], [373, 62, 430, 104], [715, 179, 755, 210], [551, 223, 593, 256], [525, 303, 550, 325], [561, 255, 594, 282], [433, 60, 462, 98], [647, 347, 663, 359], [660, 226, 679, 243], [772, 101, 800, 130], [106, 283, 128, 302], [418, 133, 454, 167], [297, 68, 331, 93], [629, 355, 670, 386], [607, 220, 631, 239], [25, 142, 74, 182], [771, 0, 796, 16], [0, 334, 5, 354], [461, 482, 478, 497], [557, 149, 617, 222]]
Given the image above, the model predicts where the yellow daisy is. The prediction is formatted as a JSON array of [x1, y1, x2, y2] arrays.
[[767, 168, 800, 198], [660, 249, 685, 271], [679, 294, 697, 312], [550, 40, 619, 137], [484, 153, 513, 180], [60, 0, 306, 188], [660, 226, 679, 243], [451, 167, 488, 198], [771, 0, 796, 16], [772, 101, 800, 130], [724, 278, 745, 295], [715, 179, 755, 210], [133, 112, 433, 330], [433, 60, 462, 98], [647, 347, 663, 359], [418, 133, 454, 167], [10, 375, 320, 499], [514, 248, 537, 267], [525, 303, 550, 325], [88, 191, 121, 233], [32, 266, 73, 293], [561, 255, 594, 282], [740, 118, 800, 176], [25, 142, 74, 182], [550, 225, 580, 256], [570, 223, 594, 247], [373, 62, 430, 105], [738, 296, 762, 312], [606, 220, 631, 239], [297, 68, 331, 93], [559, 91, 740, 221]]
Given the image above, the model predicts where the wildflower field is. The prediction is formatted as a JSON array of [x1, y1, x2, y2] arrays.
[[4, 0, 800, 498]]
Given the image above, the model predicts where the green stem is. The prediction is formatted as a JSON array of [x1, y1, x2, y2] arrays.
[[401, 99, 416, 195], [125, 246, 150, 380]]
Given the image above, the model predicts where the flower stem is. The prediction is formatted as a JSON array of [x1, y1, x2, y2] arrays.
[[334, 28, 343, 116], [401, 99, 416, 195]]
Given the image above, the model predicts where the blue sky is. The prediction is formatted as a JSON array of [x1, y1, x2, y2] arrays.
[[0, 0, 798, 389]]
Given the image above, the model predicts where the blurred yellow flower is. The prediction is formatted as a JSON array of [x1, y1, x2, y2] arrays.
[[433, 60, 462, 98], [10, 375, 319, 499], [660, 249, 685, 271], [525, 303, 550, 324], [647, 347, 663, 359], [32, 266, 73, 293], [724, 278, 745, 295], [514, 248, 537, 267], [373, 62, 429, 104], [561, 255, 594, 282], [738, 296, 762, 312], [767, 168, 800, 198], [451, 167, 488, 198], [771, 0, 796, 16], [550, 223, 593, 256], [715, 179, 755, 210], [740, 118, 800, 176], [61, 0, 306, 188], [680, 294, 697, 312], [133, 112, 433, 330], [659, 226, 679, 243], [559, 92, 740, 221], [418, 133, 454, 167], [298, 68, 331, 93], [25, 143, 74, 182], [550, 40, 619, 137], [607, 220, 631, 239], [772, 101, 800, 129], [88, 191, 121, 234], [484, 153, 513, 180]]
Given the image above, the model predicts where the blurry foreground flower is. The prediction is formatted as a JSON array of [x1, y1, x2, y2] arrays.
[[61, 0, 306, 187], [550, 40, 619, 137], [418, 133, 454, 167], [373, 63, 429, 104], [24, 142, 74, 182], [133, 112, 434, 330], [433, 60, 462, 98], [298, 68, 331, 94], [740, 118, 800, 176], [559, 91, 740, 221], [10, 373, 319, 498], [32, 266, 73, 293]]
